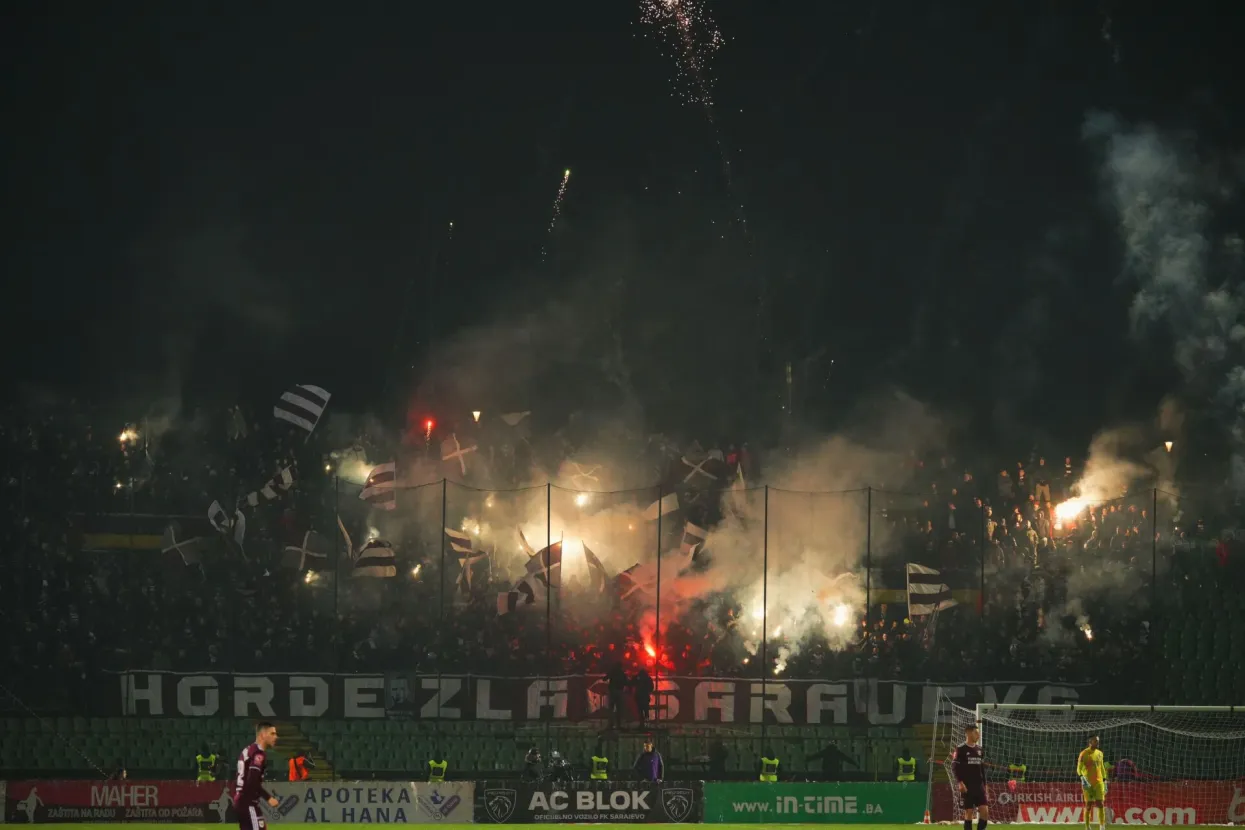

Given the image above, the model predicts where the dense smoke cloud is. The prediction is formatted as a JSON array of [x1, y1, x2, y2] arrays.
[[680, 391, 946, 665], [338, 387, 947, 666], [1082, 111, 1245, 487]]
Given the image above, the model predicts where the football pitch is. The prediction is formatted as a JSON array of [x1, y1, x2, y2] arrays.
[[16, 825, 1055, 830]]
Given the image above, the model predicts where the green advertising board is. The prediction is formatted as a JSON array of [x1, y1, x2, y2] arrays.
[[704, 782, 926, 824]]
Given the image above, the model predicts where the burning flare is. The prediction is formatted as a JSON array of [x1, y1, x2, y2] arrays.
[[1055, 497, 1092, 522]]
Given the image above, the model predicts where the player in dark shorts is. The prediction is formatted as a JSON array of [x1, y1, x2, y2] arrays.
[[952, 724, 988, 830], [231, 722, 280, 830]]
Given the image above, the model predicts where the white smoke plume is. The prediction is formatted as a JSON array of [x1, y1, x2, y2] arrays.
[[382, 389, 945, 671], [691, 391, 946, 668], [1082, 111, 1245, 488]]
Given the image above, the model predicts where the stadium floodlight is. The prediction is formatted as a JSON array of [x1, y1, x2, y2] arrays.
[[927, 695, 1245, 826]]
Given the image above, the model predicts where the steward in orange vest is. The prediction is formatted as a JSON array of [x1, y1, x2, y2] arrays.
[[288, 751, 313, 781]]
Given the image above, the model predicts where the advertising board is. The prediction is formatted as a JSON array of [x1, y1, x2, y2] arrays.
[[475, 780, 701, 824], [704, 782, 925, 824], [1, 780, 473, 824], [260, 781, 473, 824], [2, 780, 229, 824], [930, 781, 1245, 825]]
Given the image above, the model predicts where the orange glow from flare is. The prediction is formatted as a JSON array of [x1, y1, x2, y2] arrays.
[[1054, 497, 1091, 522], [638, 638, 673, 670]]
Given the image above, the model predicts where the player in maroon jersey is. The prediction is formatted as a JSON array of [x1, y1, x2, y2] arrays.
[[952, 724, 988, 830], [231, 722, 280, 830]]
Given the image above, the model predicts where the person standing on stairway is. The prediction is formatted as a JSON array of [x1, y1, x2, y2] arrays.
[[288, 750, 313, 782]]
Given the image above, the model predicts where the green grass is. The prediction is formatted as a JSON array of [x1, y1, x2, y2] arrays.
[[26, 827, 896, 830], [18, 826, 931, 829]]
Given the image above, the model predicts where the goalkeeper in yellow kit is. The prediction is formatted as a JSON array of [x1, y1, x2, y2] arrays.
[[1077, 736, 1108, 830]]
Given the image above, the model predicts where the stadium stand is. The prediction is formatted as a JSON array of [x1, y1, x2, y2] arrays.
[[1, 402, 1241, 780]]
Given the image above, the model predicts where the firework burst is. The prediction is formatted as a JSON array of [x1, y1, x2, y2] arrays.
[[541, 168, 572, 261], [638, 0, 724, 107]]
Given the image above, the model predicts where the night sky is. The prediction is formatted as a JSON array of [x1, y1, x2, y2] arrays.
[[3, 0, 1239, 448]]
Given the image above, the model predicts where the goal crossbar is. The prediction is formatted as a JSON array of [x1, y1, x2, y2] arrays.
[[976, 703, 1243, 714]]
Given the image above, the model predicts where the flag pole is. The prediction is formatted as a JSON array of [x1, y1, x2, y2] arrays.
[[760, 485, 769, 754], [545, 483, 552, 759]]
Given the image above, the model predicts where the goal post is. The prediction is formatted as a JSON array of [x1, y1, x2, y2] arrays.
[[927, 695, 1245, 825]]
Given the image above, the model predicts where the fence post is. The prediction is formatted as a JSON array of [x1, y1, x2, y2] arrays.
[[760, 485, 769, 759], [1150, 486, 1158, 703], [545, 482, 552, 759], [655, 484, 663, 680], [334, 475, 341, 674], [979, 503, 986, 622], [864, 487, 872, 636], [438, 478, 448, 750]]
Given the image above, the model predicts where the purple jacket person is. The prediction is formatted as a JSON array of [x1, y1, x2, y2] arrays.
[[633, 739, 664, 782]]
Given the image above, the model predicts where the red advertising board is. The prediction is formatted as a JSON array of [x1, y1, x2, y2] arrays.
[[931, 781, 1245, 825], [3, 780, 231, 824]]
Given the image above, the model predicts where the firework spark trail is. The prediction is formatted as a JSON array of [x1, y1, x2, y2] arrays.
[[639, 0, 723, 107], [639, 0, 748, 238], [541, 168, 571, 261]]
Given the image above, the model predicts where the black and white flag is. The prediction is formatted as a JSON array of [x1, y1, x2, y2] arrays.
[[679, 452, 722, 487], [162, 523, 210, 566], [444, 527, 487, 596], [642, 492, 679, 521], [274, 384, 331, 435], [525, 541, 563, 590], [207, 500, 230, 534], [445, 527, 474, 556], [440, 433, 476, 477], [617, 562, 658, 601], [497, 579, 538, 615], [583, 544, 609, 594], [457, 550, 489, 597], [282, 530, 333, 571], [232, 510, 246, 549], [360, 462, 397, 511], [679, 521, 707, 560], [207, 501, 246, 549], [354, 538, 397, 578], [906, 563, 956, 617], [246, 466, 295, 507]]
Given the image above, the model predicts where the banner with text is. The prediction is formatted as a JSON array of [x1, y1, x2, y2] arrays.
[[474, 780, 702, 824], [2, 780, 230, 824], [260, 782, 473, 824], [0, 781, 474, 825], [704, 782, 925, 824], [105, 672, 1091, 726], [931, 782, 1245, 825]]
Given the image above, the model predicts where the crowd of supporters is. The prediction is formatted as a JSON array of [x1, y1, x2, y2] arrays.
[[0, 402, 1230, 714]]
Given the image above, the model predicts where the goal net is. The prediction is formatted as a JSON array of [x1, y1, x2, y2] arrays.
[[927, 696, 1245, 825]]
